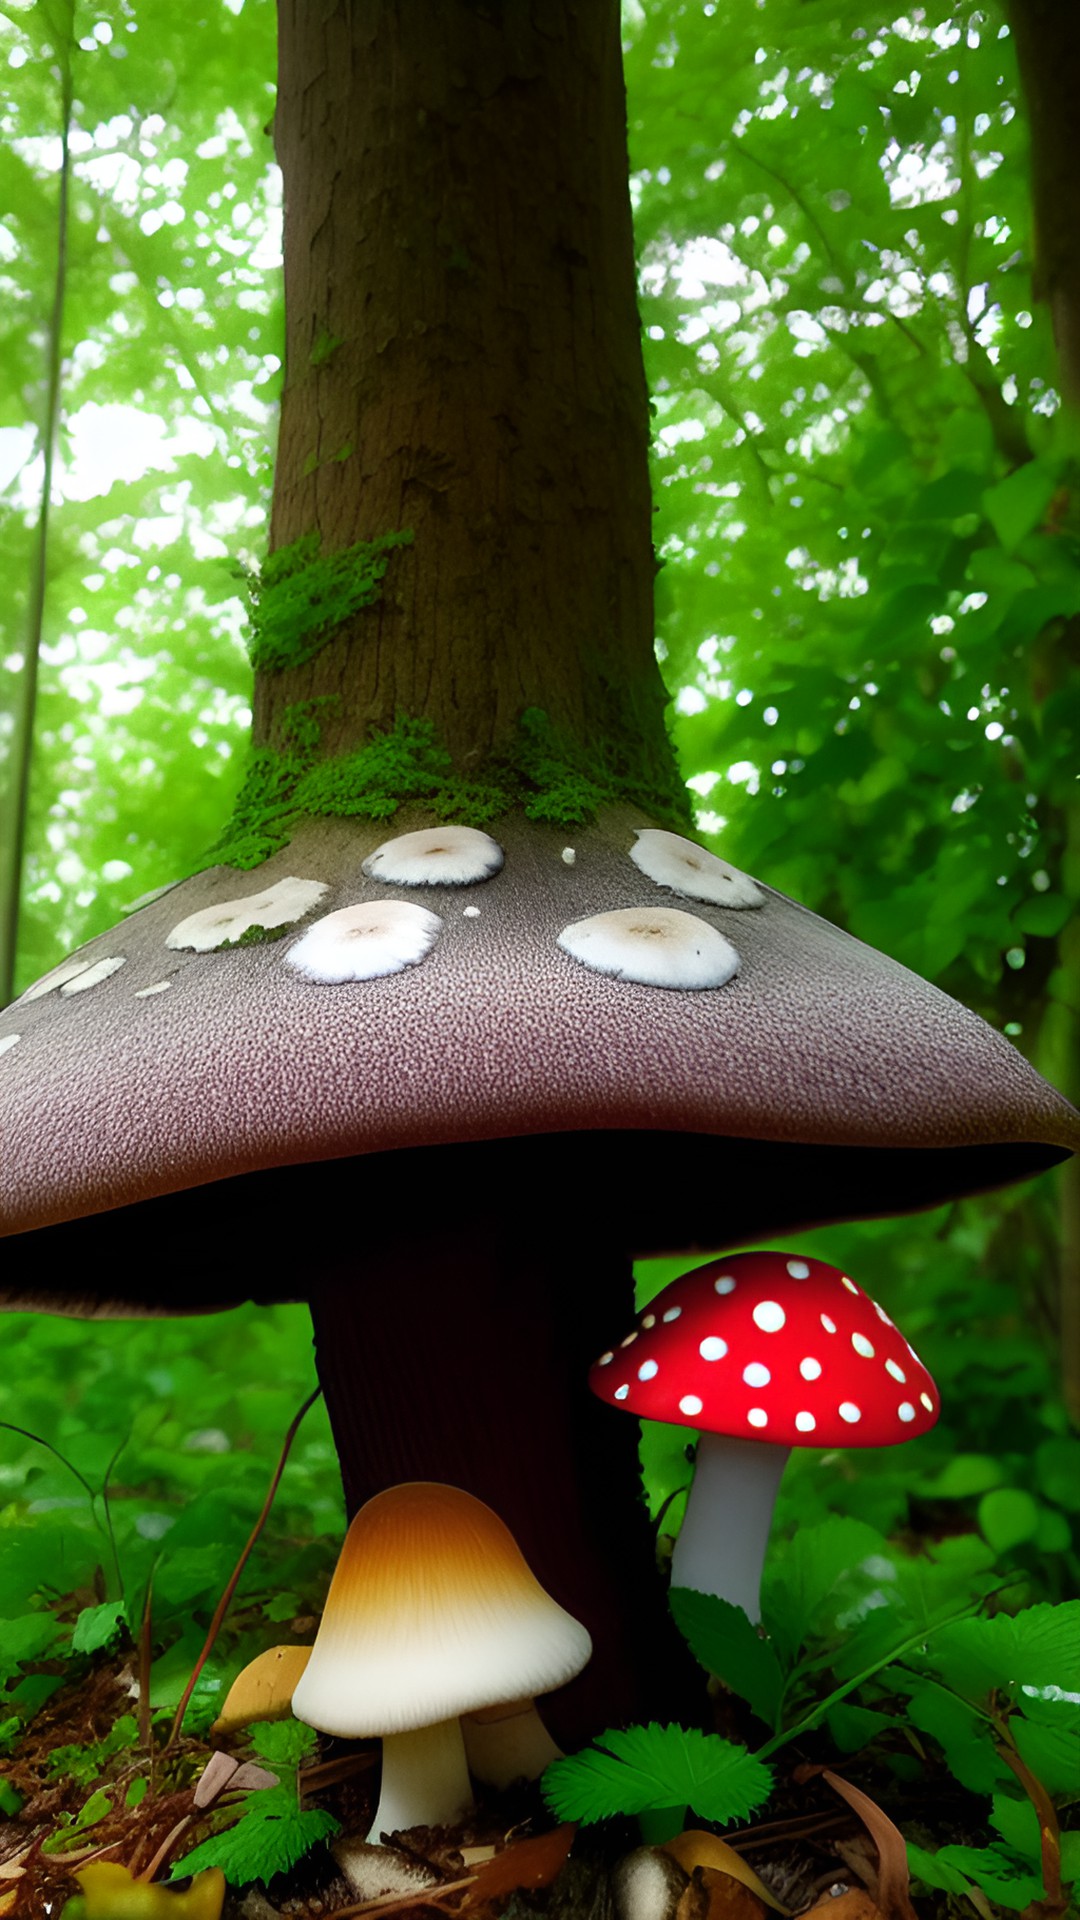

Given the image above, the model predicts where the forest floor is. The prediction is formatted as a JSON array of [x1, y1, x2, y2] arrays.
[[0, 1645, 994, 1920]]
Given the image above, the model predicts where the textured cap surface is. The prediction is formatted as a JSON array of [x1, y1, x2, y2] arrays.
[[1, 808, 1077, 1303]]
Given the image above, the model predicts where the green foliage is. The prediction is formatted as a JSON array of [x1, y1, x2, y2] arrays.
[[47, 1715, 139, 1789], [0, 1303, 341, 1747], [172, 1719, 338, 1888], [71, 1598, 128, 1655], [548, 1561, 1079, 1911], [212, 703, 689, 870], [542, 1722, 773, 1827], [242, 528, 414, 674]]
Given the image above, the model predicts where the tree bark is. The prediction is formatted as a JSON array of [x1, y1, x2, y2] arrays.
[[266, 0, 675, 793]]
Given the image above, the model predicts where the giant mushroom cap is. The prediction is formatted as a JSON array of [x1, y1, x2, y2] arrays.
[[2, 809, 1077, 1741], [0, 809, 1077, 1305]]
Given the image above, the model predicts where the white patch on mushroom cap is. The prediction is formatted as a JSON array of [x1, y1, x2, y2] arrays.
[[561, 847, 576, 865], [134, 981, 173, 998], [362, 825, 504, 888], [285, 901, 443, 983], [557, 907, 739, 991], [167, 877, 329, 953], [630, 828, 764, 909], [22, 957, 94, 1000], [61, 956, 127, 995], [0, 1033, 20, 1056]]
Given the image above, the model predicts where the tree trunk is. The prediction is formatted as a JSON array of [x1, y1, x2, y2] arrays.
[[266, 0, 677, 796]]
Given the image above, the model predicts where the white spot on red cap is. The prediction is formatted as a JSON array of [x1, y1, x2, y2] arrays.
[[821, 1314, 837, 1334], [620, 1332, 638, 1348], [597, 1352, 614, 1367], [874, 1301, 895, 1325], [641, 1313, 656, 1329], [714, 1275, 736, 1295], [753, 1300, 786, 1333], [743, 1362, 770, 1388], [898, 1402, 916, 1422], [852, 1333, 875, 1359], [920, 1391, 934, 1411], [699, 1337, 728, 1361], [841, 1276, 859, 1293], [662, 1307, 682, 1323], [747, 1408, 768, 1429], [679, 1394, 703, 1417], [800, 1356, 822, 1381], [839, 1402, 861, 1423], [638, 1360, 659, 1382], [885, 1359, 906, 1384], [787, 1259, 810, 1278], [614, 1385, 630, 1401], [795, 1411, 816, 1433]]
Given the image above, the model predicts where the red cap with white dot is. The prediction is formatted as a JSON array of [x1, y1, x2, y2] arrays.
[[590, 1251, 939, 1447]]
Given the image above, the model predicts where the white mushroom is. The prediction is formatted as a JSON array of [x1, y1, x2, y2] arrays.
[[285, 902, 442, 982], [291, 1482, 591, 1841], [630, 829, 764, 909], [166, 876, 329, 953], [362, 825, 504, 888], [557, 907, 739, 991]]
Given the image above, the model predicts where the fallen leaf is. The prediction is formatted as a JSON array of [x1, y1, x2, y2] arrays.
[[822, 1772, 916, 1920], [699, 1866, 770, 1920], [664, 1831, 789, 1914], [461, 1824, 575, 1903], [801, 1894, 881, 1920]]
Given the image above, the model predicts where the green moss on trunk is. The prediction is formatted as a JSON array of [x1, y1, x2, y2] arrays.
[[210, 707, 691, 871]]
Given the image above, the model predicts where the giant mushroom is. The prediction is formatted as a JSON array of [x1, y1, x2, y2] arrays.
[[1, 8, 1079, 1747]]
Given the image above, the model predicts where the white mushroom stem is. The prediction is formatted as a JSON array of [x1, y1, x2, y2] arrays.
[[369, 1718, 473, 1843], [460, 1697, 563, 1788], [669, 1433, 791, 1621]]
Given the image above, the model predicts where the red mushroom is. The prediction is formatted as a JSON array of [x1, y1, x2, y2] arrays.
[[590, 1251, 939, 1620]]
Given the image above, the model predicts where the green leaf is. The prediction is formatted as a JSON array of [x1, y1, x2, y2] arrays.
[[541, 1723, 773, 1827], [0, 1612, 63, 1684], [990, 1794, 1042, 1868], [669, 1588, 784, 1725], [1012, 1717, 1080, 1797], [978, 1488, 1041, 1552], [71, 1599, 127, 1656], [824, 1702, 897, 1753], [923, 1843, 1043, 1911], [250, 1718, 318, 1767], [74, 1787, 113, 1830], [896, 1677, 1007, 1795], [761, 1518, 894, 1663], [175, 1802, 339, 1887], [1036, 1437, 1080, 1510], [982, 463, 1058, 554], [1012, 893, 1074, 939]]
